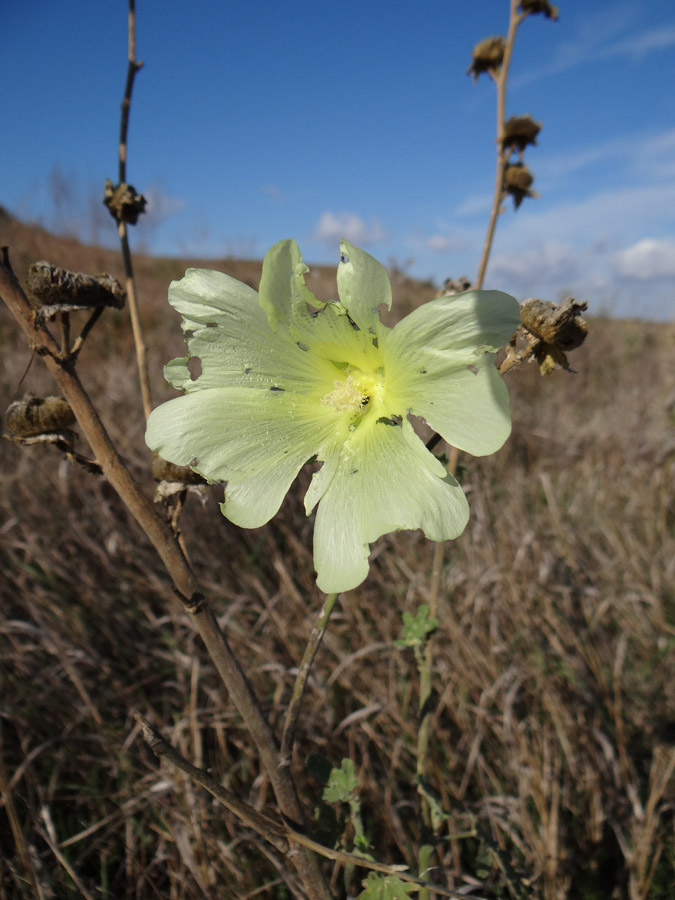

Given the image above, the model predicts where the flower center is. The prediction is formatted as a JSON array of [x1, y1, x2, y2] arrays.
[[321, 374, 370, 413]]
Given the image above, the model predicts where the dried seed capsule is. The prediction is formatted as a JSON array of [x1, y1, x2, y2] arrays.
[[103, 180, 147, 225], [503, 163, 538, 208], [502, 115, 542, 154], [520, 298, 588, 351], [5, 395, 75, 437], [466, 36, 505, 82], [27, 262, 126, 316], [519, 0, 559, 20], [152, 454, 205, 485]]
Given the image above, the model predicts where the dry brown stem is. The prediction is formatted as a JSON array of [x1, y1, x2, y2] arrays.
[[0, 261, 331, 900], [111, 0, 152, 420], [475, 0, 524, 289]]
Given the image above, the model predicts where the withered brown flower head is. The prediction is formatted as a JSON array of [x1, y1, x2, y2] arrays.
[[502, 115, 542, 154], [503, 163, 538, 208], [466, 36, 506, 82], [103, 179, 147, 225], [519, 0, 559, 19]]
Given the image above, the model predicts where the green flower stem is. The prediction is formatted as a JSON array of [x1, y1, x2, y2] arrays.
[[474, 0, 525, 290], [280, 591, 339, 766], [0, 264, 331, 900]]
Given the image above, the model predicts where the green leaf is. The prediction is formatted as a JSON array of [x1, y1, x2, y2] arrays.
[[356, 873, 417, 899], [395, 605, 439, 648], [322, 758, 358, 804]]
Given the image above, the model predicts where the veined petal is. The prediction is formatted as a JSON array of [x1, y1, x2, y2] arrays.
[[146, 387, 335, 528], [258, 239, 323, 333], [401, 356, 513, 456], [168, 267, 260, 330], [310, 416, 469, 593], [384, 289, 520, 456], [387, 289, 520, 359], [337, 240, 392, 333], [165, 268, 325, 394]]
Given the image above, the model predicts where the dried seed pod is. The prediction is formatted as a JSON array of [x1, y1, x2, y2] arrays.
[[502, 115, 542, 154], [519, 0, 559, 20], [466, 36, 505, 82], [503, 162, 538, 208], [436, 276, 472, 298], [103, 180, 147, 224], [152, 455, 205, 486], [5, 394, 75, 437], [27, 262, 126, 316], [520, 297, 588, 351]]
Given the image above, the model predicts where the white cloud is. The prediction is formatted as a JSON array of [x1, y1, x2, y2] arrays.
[[263, 183, 285, 201], [426, 234, 460, 252], [142, 183, 186, 224], [537, 128, 675, 182], [312, 211, 386, 246], [614, 238, 675, 280], [513, 2, 675, 87], [489, 242, 585, 289], [455, 193, 493, 216]]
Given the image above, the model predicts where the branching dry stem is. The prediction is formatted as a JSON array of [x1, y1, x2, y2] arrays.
[[136, 713, 489, 900], [0, 262, 331, 900]]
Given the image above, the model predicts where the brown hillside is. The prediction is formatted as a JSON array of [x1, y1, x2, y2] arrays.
[[1, 210, 674, 899]]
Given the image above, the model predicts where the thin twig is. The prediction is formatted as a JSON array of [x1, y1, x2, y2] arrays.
[[0, 753, 46, 900], [417, 444, 459, 896], [69, 306, 104, 359], [59, 311, 70, 358], [116, 0, 152, 419], [0, 263, 331, 900], [136, 714, 489, 900], [279, 591, 339, 765], [39, 807, 97, 900], [474, 0, 524, 290]]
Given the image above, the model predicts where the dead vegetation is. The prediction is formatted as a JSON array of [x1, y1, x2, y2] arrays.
[[1, 211, 674, 898]]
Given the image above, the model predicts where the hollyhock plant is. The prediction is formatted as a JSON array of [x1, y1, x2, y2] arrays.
[[146, 240, 520, 593]]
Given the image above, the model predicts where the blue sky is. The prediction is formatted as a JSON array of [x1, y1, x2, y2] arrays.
[[3, 0, 675, 318]]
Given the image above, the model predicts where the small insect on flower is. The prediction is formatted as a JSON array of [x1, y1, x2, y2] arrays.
[[146, 240, 520, 593]]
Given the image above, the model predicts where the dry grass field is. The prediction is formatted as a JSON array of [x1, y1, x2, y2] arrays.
[[1, 207, 674, 899]]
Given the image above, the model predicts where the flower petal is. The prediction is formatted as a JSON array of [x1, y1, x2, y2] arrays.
[[384, 290, 520, 456], [308, 416, 469, 593], [165, 268, 324, 395], [146, 387, 335, 528], [337, 240, 392, 332], [258, 238, 323, 333]]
